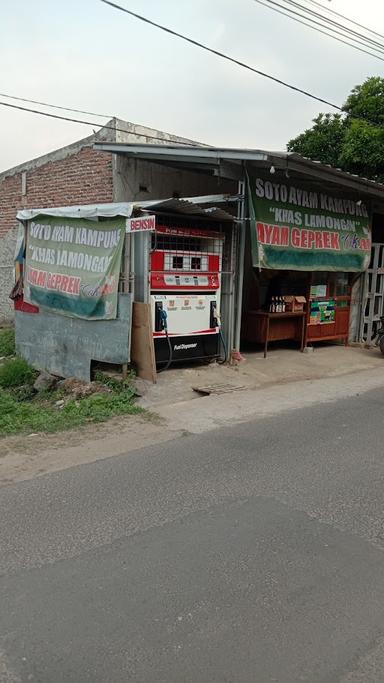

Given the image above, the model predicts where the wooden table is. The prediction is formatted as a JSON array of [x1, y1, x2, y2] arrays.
[[243, 310, 306, 358]]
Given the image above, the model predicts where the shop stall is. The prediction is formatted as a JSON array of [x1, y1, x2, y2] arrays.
[[242, 173, 371, 353], [14, 196, 237, 382]]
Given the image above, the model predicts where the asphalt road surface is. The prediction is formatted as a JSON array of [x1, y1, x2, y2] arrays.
[[2, 387, 384, 682]]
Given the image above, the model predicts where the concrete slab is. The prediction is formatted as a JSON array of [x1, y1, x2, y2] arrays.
[[138, 344, 384, 409]]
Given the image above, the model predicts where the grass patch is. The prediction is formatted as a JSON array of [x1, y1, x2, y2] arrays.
[[0, 386, 143, 436], [0, 357, 37, 388], [93, 370, 136, 392], [0, 328, 15, 357], [0, 362, 143, 437]]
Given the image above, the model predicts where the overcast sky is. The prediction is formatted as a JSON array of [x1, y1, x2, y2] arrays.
[[1, 0, 383, 172]]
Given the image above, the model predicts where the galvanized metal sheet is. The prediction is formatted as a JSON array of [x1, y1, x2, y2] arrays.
[[15, 293, 132, 382]]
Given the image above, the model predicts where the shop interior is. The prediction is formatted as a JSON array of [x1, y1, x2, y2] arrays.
[[242, 265, 353, 357]]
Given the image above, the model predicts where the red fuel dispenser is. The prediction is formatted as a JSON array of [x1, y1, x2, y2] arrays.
[[150, 225, 225, 366]]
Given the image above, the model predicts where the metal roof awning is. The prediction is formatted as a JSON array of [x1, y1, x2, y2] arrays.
[[93, 142, 384, 203], [16, 194, 239, 223], [17, 202, 135, 221]]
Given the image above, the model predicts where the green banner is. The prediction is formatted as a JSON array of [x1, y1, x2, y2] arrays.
[[24, 216, 125, 319], [248, 174, 371, 272]]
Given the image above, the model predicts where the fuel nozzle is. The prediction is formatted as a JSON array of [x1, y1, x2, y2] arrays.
[[210, 301, 220, 328], [159, 307, 168, 331]]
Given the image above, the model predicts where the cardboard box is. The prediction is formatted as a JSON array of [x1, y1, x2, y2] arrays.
[[284, 295, 306, 312]]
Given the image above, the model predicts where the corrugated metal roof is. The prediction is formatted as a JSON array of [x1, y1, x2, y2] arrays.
[[138, 197, 237, 221], [93, 142, 384, 201]]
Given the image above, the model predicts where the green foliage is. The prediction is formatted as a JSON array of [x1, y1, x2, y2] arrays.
[[0, 328, 16, 357], [343, 77, 384, 127], [94, 370, 135, 393], [288, 77, 384, 181], [0, 359, 141, 436], [339, 119, 384, 180], [287, 114, 346, 167], [0, 385, 142, 436], [0, 357, 37, 388]]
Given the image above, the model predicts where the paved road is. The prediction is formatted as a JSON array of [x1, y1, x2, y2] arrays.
[[2, 387, 384, 682]]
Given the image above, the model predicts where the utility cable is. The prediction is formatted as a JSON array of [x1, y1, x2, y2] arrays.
[[0, 100, 202, 147], [302, 0, 384, 42], [278, 0, 384, 54], [0, 91, 112, 119], [2, 1, 383, 142], [99, 0, 342, 111], [252, 0, 384, 62], [0, 84, 381, 142]]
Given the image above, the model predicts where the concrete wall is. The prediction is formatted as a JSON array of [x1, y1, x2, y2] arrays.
[[113, 155, 235, 203], [0, 227, 17, 323], [114, 118, 198, 146], [111, 117, 236, 201]]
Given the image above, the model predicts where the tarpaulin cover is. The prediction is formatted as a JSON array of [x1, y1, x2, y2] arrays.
[[24, 215, 125, 320], [248, 174, 372, 272]]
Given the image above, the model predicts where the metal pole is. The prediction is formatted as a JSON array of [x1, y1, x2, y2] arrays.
[[130, 232, 135, 299], [234, 176, 246, 351], [225, 222, 237, 357], [123, 234, 130, 294]]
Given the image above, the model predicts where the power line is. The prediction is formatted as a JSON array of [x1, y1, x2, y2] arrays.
[[0, 100, 201, 147], [98, 0, 342, 111], [302, 0, 384, 42], [253, 0, 384, 62], [255, 0, 384, 61], [0, 92, 112, 119], [277, 0, 384, 55]]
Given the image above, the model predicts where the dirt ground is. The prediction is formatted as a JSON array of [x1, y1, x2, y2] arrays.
[[1, 344, 383, 487]]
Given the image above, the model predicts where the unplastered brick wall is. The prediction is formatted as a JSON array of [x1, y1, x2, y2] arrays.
[[0, 147, 113, 238], [0, 131, 115, 322]]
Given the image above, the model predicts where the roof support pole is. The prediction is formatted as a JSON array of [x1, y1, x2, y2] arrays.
[[234, 174, 246, 352]]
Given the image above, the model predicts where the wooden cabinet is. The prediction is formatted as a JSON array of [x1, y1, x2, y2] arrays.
[[306, 296, 350, 344]]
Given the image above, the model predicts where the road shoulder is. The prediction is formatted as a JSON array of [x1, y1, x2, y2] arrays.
[[1, 366, 384, 487]]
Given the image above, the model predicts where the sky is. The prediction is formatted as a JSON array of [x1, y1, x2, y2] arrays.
[[0, 0, 383, 172]]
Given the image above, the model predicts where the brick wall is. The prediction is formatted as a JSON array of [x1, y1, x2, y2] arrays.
[[0, 146, 113, 237], [0, 142, 114, 323]]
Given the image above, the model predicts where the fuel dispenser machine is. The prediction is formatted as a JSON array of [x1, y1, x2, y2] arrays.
[[150, 225, 225, 367]]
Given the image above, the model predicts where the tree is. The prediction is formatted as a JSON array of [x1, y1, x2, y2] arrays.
[[287, 77, 384, 182]]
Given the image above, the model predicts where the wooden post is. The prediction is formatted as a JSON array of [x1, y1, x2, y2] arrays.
[[130, 302, 157, 384]]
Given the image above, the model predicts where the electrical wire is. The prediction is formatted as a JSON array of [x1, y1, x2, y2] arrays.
[[99, 0, 342, 111], [1, 1, 382, 141], [0, 100, 202, 147], [302, 0, 384, 42], [0, 92, 112, 119], [276, 0, 384, 54], [252, 0, 384, 62]]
